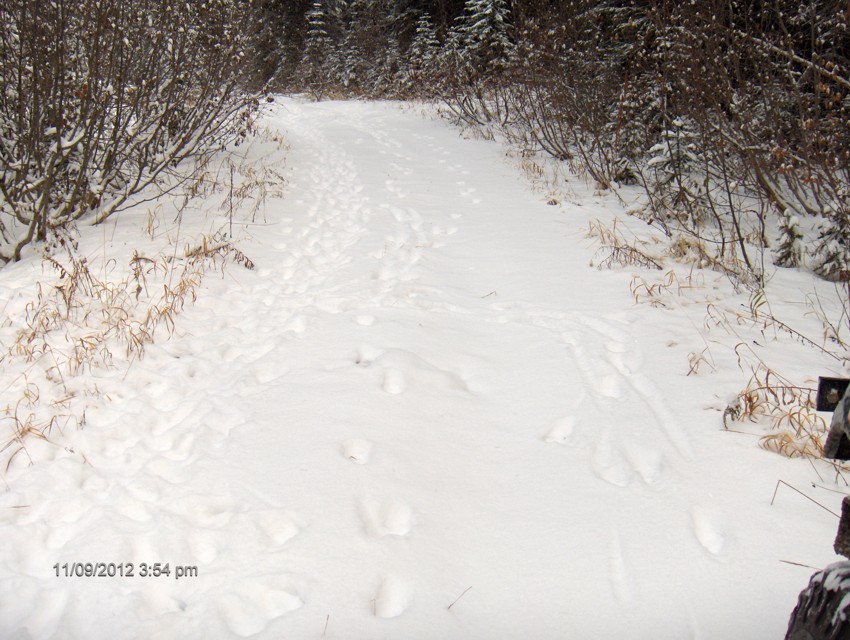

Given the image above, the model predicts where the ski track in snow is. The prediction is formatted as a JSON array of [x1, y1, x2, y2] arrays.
[[0, 99, 841, 639]]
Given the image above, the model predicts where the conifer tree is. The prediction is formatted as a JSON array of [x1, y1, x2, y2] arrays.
[[336, 0, 365, 90], [300, 0, 335, 97], [408, 12, 440, 70], [403, 11, 440, 93], [452, 0, 514, 77]]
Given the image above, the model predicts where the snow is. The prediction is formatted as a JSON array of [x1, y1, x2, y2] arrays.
[[1, 97, 849, 639]]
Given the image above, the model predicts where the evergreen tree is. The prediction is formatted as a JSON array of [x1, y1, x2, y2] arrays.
[[452, 0, 514, 77], [336, 0, 365, 90], [408, 12, 440, 70], [404, 11, 440, 92], [303, 1, 333, 58], [301, 0, 333, 96], [774, 213, 804, 269], [814, 213, 850, 282]]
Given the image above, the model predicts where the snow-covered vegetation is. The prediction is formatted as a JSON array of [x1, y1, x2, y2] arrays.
[[2, 1, 850, 638], [265, 0, 850, 293], [0, 0, 260, 262]]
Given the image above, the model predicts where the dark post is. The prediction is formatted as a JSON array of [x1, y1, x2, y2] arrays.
[[835, 496, 850, 560]]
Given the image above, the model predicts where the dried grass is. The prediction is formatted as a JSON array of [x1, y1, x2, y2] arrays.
[[0, 146, 279, 472], [726, 362, 827, 459], [587, 218, 663, 271]]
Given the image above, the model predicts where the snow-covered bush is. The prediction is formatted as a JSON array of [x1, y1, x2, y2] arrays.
[[775, 214, 804, 269], [0, 0, 258, 263], [270, 0, 850, 295], [814, 212, 850, 282]]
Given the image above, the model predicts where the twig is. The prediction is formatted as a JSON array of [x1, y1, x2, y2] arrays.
[[447, 586, 472, 611], [771, 479, 839, 518], [780, 559, 822, 570], [811, 483, 850, 496], [807, 457, 825, 483], [323, 613, 329, 636], [762, 312, 842, 361], [722, 428, 760, 436]]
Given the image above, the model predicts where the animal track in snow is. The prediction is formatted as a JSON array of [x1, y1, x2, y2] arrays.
[[342, 439, 373, 464], [542, 416, 576, 445], [429, 224, 458, 237], [562, 332, 623, 401], [255, 509, 303, 548], [187, 530, 218, 564], [252, 360, 289, 385], [360, 497, 413, 537], [608, 532, 633, 604], [623, 443, 667, 486], [217, 579, 303, 637], [605, 336, 645, 376], [625, 374, 693, 459], [388, 162, 413, 177], [565, 321, 692, 460], [384, 179, 408, 199], [353, 344, 384, 366], [591, 432, 633, 488], [590, 432, 668, 488], [353, 314, 375, 326], [354, 347, 470, 395], [382, 501, 413, 536], [282, 314, 308, 334], [374, 575, 413, 618], [382, 368, 407, 394], [691, 507, 727, 556], [165, 494, 236, 529], [596, 374, 623, 400]]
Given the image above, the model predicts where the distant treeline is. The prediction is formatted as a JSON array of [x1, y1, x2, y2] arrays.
[[259, 0, 850, 287], [2, 0, 848, 290]]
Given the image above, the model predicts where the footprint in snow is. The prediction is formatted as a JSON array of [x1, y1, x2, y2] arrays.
[[342, 439, 373, 464], [354, 344, 383, 366], [166, 494, 236, 529], [253, 360, 289, 385], [596, 374, 623, 400], [691, 506, 727, 556], [255, 509, 304, 548], [382, 368, 407, 394], [382, 501, 413, 536], [591, 431, 633, 488], [360, 497, 413, 537], [374, 575, 413, 618], [623, 443, 668, 486], [606, 341, 644, 377], [283, 315, 307, 334], [608, 532, 633, 605], [353, 314, 375, 327], [217, 579, 303, 638], [187, 529, 218, 564], [542, 416, 576, 446]]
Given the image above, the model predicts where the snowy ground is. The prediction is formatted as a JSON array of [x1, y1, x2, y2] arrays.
[[1, 99, 849, 639]]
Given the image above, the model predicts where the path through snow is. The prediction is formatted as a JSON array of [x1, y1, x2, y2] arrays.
[[1, 99, 846, 639]]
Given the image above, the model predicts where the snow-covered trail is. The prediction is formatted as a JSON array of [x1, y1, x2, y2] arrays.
[[1, 99, 842, 639]]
